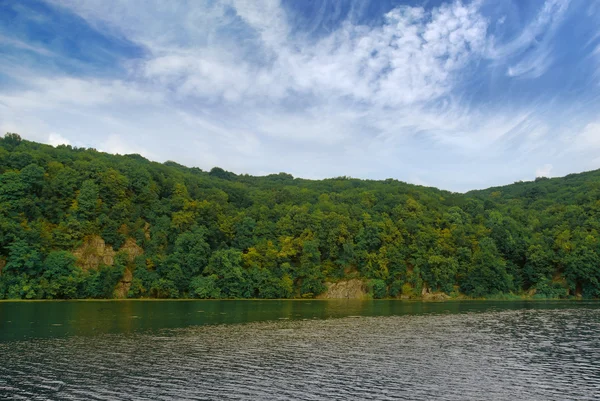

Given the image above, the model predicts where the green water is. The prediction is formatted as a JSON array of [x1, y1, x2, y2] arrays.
[[1, 299, 598, 342], [2, 300, 600, 399]]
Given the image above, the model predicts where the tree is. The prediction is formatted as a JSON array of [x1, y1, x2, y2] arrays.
[[523, 244, 553, 288], [564, 245, 600, 297], [203, 249, 245, 298], [298, 240, 325, 297], [461, 238, 513, 297], [1, 133, 22, 150], [75, 180, 100, 220], [83, 264, 125, 298], [190, 274, 221, 298], [423, 254, 458, 294], [369, 279, 387, 298], [173, 227, 211, 281], [4, 239, 43, 276], [42, 251, 81, 299], [3, 135, 600, 300]]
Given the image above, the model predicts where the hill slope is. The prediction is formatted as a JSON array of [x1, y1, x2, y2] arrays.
[[1, 133, 599, 299]]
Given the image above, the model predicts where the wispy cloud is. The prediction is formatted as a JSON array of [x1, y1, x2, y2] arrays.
[[0, 35, 55, 56], [487, 0, 570, 78]]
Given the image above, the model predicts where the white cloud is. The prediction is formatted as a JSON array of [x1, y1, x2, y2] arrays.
[[507, 49, 553, 79], [1, 0, 595, 191], [536, 164, 553, 178], [0, 76, 161, 110], [574, 122, 600, 150], [55, 0, 488, 107], [47, 132, 70, 146], [98, 133, 153, 157]]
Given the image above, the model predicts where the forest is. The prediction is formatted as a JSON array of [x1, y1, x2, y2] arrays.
[[1, 132, 599, 300]]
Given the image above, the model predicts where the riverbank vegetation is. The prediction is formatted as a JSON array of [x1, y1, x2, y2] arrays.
[[1, 133, 599, 299]]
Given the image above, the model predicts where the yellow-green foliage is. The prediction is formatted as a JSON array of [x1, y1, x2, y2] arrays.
[[1, 133, 599, 299]]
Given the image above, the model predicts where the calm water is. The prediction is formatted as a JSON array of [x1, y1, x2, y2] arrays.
[[1, 300, 600, 400]]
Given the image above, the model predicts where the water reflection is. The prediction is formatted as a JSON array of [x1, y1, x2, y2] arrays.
[[1, 306, 599, 400], [1, 300, 600, 341]]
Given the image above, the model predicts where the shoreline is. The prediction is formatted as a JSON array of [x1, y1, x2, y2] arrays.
[[0, 297, 593, 303]]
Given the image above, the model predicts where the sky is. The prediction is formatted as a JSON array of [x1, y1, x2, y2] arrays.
[[1, 0, 600, 192]]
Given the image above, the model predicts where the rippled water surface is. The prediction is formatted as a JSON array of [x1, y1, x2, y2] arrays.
[[1, 301, 600, 400]]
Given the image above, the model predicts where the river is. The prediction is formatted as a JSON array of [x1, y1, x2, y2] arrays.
[[1, 300, 599, 400]]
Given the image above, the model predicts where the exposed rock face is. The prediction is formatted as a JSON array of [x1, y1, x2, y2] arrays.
[[119, 238, 144, 262], [422, 292, 450, 301], [73, 235, 144, 298], [318, 279, 367, 299], [421, 286, 450, 300], [73, 235, 116, 271]]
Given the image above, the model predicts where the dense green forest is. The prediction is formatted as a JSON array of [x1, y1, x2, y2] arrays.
[[1, 133, 599, 300]]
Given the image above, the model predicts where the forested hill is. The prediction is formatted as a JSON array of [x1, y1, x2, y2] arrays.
[[1, 133, 599, 300]]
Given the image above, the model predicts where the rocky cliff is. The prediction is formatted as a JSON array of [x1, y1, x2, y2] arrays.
[[73, 235, 144, 298], [317, 279, 367, 299]]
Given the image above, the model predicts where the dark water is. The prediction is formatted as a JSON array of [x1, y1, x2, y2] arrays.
[[1, 301, 600, 400]]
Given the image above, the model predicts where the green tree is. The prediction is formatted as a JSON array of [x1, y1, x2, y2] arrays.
[[173, 227, 211, 281], [203, 249, 245, 298], [190, 274, 221, 298], [75, 180, 100, 221], [42, 251, 81, 299], [461, 238, 513, 297]]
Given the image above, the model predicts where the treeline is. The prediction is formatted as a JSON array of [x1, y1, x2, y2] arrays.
[[0, 133, 599, 299]]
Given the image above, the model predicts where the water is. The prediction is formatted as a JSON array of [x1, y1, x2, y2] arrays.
[[1, 300, 600, 400]]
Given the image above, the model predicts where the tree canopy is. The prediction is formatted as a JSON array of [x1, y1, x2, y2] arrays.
[[1, 133, 599, 299]]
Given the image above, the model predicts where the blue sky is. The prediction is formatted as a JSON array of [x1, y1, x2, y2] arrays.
[[1, 0, 599, 192]]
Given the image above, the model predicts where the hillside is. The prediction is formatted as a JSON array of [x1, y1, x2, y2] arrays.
[[1, 133, 599, 299]]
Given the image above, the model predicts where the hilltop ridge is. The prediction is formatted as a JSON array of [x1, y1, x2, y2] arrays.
[[1, 133, 599, 299]]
